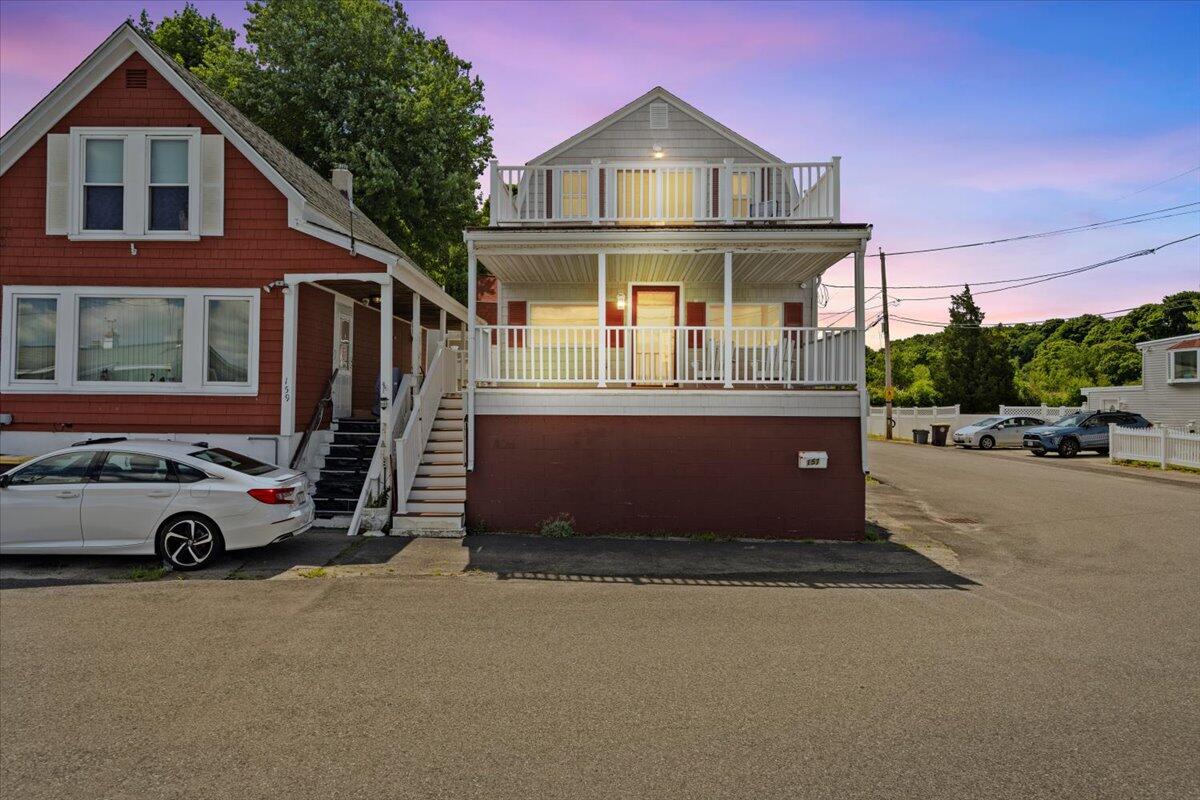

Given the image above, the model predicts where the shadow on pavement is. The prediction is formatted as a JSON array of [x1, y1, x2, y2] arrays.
[[465, 533, 975, 590], [0, 530, 414, 589]]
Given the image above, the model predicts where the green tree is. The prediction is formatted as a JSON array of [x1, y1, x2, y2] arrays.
[[933, 286, 1015, 411], [135, 3, 238, 70], [139, 0, 493, 302]]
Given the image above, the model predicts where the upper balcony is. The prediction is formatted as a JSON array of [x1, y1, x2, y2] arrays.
[[488, 158, 840, 226]]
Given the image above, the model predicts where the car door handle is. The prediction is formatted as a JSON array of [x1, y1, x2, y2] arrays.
[[56, 490, 80, 499], [146, 490, 175, 498]]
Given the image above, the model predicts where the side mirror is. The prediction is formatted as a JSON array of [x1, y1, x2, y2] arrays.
[[0, 473, 11, 489]]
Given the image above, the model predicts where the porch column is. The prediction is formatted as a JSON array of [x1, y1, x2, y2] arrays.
[[439, 308, 447, 336], [279, 281, 299, 436], [597, 252, 607, 387], [723, 251, 733, 388], [379, 276, 394, 492], [411, 292, 422, 385], [854, 244, 868, 474], [466, 241, 477, 471]]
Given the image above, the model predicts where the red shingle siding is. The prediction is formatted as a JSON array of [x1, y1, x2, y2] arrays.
[[0, 54, 388, 435], [467, 415, 865, 539], [293, 285, 334, 431]]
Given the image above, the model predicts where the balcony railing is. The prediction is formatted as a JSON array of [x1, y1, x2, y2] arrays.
[[488, 159, 840, 225], [474, 325, 859, 387]]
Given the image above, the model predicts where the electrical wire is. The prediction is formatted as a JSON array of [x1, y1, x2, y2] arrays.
[[1115, 165, 1200, 201], [889, 295, 1200, 330]]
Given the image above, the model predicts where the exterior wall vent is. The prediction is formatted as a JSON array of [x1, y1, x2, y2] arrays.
[[125, 69, 148, 89], [649, 101, 669, 129]]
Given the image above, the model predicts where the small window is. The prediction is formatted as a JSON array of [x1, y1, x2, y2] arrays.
[[1169, 349, 1198, 383], [83, 138, 124, 230], [529, 304, 599, 327], [173, 462, 209, 483], [190, 447, 276, 476], [649, 101, 669, 129], [7, 451, 97, 486], [148, 139, 190, 231], [77, 296, 184, 383], [98, 452, 173, 483], [206, 297, 251, 383], [14, 297, 57, 381]]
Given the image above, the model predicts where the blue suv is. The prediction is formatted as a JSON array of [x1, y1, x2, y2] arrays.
[[1022, 410, 1151, 457]]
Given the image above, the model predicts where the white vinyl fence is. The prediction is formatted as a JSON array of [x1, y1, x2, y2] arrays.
[[1109, 425, 1200, 469], [999, 404, 1082, 419], [868, 405, 979, 439]]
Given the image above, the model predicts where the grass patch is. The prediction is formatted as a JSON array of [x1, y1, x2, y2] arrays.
[[127, 564, 167, 582], [865, 474, 881, 484], [1113, 458, 1200, 476], [868, 434, 915, 445], [297, 567, 328, 579], [863, 521, 892, 543], [538, 513, 577, 538]]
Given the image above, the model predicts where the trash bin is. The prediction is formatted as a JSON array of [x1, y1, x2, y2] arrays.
[[912, 429, 930, 445], [930, 424, 950, 447]]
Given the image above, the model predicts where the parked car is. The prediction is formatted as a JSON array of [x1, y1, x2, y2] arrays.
[[0, 439, 313, 570], [953, 415, 1047, 449], [1022, 411, 1151, 457]]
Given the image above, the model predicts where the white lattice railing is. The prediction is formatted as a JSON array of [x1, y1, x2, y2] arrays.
[[473, 325, 859, 386], [1110, 425, 1200, 469], [394, 339, 458, 514], [489, 160, 840, 224], [1000, 404, 1083, 419]]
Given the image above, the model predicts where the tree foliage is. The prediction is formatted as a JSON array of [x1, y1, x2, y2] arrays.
[[138, 0, 493, 301], [867, 291, 1200, 408], [931, 286, 1016, 412]]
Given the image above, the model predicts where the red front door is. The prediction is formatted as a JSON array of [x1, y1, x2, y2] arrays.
[[631, 286, 679, 385]]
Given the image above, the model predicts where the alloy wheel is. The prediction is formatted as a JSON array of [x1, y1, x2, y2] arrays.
[[162, 518, 217, 569], [979, 436, 995, 450]]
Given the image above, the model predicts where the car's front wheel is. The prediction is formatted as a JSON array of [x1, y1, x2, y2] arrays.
[[1031, 448, 1046, 457], [158, 514, 223, 571], [978, 435, 995, 450], [1058, 438, 1080, 458]]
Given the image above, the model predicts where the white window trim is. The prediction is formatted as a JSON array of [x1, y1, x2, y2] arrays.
[[1, 285, 259, 395], [68, 127, 201, 241], [1167, 348, 1200, 384]]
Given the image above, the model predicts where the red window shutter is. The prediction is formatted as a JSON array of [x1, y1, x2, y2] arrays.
[[711, 168, 720, 217], [598, 169, 606, 218], [685, 302, 707, 327], [507, 301, 528, 326], [545, 171, 554, 220], [783, 302, 805, 327], [478, 302, 497, 325]]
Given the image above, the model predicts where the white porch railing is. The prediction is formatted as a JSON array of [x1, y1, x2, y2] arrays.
[[474, 325, 859, 386], [395, 339, 458, 514], [346, 373, 414, 537], [1110, 425, 1200, 469], [489, 160, 840, 225]]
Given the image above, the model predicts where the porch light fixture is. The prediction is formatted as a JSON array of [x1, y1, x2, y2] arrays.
[[616, 292, 627, 311], [652, 144, 664, 159]]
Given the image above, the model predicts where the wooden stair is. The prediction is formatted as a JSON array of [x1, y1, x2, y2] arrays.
[[392, 394, 465, 535]]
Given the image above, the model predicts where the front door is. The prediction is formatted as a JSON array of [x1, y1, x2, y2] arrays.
[[332, 299, 354, 419], [631, 286, 679, 385]]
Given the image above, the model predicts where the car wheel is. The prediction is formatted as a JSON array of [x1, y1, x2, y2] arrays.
[[978, 435, 995, 450], [1058, 438, 1080, 458], [157, 514, 223, 571], [1031, 448, 1046, 457]]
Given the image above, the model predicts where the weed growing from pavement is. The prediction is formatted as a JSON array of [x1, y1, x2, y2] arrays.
[[127, 564, 167, 582], [863, 522, 891, 543], [539, 513, 577, 538], [297, 567, 328, 579]]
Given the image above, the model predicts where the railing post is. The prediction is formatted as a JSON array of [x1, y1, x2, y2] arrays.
[[466, 241, 477, 472], [411, 292, 422, 390], [1160, 426, 1168, 470], [590, 159, 601, 224], [597, 252, 607, 388], [831, 156, 841, 223], [723, 251, 733, 388], [854, 244, 867, 473], [488, 159, 499, 225], [722, 158, 735, 223], [379, 275, 393, 506]]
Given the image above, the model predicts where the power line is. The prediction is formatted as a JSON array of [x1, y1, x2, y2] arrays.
[[890, 295, 1200, 330], [1115, 165, 1200, 201]]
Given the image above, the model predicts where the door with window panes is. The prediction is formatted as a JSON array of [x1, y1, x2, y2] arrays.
[[332, 299, 354, 419]]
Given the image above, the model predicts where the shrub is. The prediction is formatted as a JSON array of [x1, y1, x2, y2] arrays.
[[539, 513, 577, 538]]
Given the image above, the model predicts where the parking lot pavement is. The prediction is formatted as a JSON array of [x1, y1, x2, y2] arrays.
[[958, 445, 1200, 487], [1, 441, 1198, 799]]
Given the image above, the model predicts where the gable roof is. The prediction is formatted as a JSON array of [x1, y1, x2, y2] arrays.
[[527, 86, 783, 165], [0, 22, 398, 256]]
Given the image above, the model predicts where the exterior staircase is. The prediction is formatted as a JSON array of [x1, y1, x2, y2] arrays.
[[311, 418, 379, 526], [392, 393, 465, 534]]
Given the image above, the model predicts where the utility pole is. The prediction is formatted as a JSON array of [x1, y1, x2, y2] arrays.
[[879, 248, 894, 440]]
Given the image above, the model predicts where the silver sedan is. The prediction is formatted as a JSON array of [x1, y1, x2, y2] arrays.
[[952, 415, 1047, 450]]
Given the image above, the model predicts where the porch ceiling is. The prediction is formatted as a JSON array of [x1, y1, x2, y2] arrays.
[[477, 250, 850, 285]]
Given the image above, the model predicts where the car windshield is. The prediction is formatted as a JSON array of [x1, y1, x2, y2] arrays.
[[189, 448, 277, 476], [1051, 412, 1090, 427], [973, 417, 1001, 427]]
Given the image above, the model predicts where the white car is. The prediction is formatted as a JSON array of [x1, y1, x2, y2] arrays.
[[952, 415, 1047, 450], [0, 439, 313, 570]]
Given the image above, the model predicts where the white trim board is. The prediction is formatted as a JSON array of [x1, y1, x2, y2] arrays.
[[474, 388, 861, 417]]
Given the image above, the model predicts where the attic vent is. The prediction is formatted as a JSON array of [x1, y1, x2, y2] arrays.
[[125, 69, 148, 89], [649, 101, 669, 129]]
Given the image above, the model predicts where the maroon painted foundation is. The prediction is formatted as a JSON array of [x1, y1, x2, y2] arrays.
[[466, 415, 865, 540]]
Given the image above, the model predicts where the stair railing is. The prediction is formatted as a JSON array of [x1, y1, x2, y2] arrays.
[[290, 368, 338, 470], [346, 373, 414, 537], [394, 338, 456, 515]]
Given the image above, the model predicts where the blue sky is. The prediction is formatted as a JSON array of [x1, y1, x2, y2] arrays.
[[2, 0, 1197, 340]]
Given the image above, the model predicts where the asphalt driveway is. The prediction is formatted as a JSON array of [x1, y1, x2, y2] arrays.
[[1, 440, 1197, 799]]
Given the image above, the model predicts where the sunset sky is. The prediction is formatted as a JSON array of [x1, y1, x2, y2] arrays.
[[2, 0, 1197, 342]]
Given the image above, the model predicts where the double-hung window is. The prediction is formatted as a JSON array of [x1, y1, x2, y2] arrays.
[[2, 287, 258, 395], [1168, 347, 1199, 383], [71, 128, 201, 239]]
